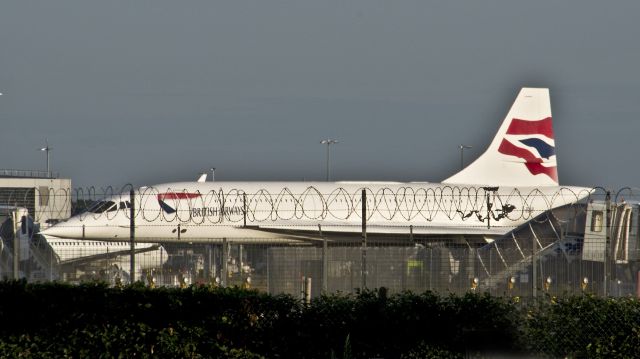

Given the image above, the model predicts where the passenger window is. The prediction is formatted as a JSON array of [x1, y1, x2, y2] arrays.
[[591, 210, 603, 232]]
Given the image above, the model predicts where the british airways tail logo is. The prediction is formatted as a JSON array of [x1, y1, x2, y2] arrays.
[[498, 117, 558, 182]]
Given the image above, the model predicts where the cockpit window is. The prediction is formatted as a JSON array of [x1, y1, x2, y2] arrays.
[[88, 201, 117, 213], [119, 201, 132, 210], [106, 202, 118, 212], [86, 201, 105, 213]]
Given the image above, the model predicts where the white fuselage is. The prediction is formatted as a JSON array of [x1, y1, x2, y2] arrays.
[[42, 181, 591, 243]]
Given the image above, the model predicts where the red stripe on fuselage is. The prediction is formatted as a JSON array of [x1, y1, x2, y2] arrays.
[[506, 117, 554, 139], [157, 192, 202, 201]]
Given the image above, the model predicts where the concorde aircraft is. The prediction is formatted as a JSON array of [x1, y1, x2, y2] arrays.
[[41, 88, 591, 244]]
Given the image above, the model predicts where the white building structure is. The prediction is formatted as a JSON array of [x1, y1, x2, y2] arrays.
[[0, 169, 72, 227]]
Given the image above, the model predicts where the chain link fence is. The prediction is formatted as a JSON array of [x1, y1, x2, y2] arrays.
[[1, 184, 637, 296], [3, 231, 636, 299], [2, 184, 640, 356]]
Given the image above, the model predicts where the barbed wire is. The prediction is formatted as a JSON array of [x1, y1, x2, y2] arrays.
[[5, 184, 640, 226], [0, 184, 598, 224]]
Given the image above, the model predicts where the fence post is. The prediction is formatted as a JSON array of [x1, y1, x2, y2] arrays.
[[305, 277, 312, 304], [238, 244, 244, 283], [429, 248, 433, 291], [129, 189, 135, 283], [243, 193, 247, 227], [604, 191, 611, 297], [320, 224, 328, 293], [221, 238, 228, 287], [486, 192, 491, 229], [361, 189, 367, 290], [532, 224, 537, 299], [204, 244, 212, 280], [12, 210, 19, 280]]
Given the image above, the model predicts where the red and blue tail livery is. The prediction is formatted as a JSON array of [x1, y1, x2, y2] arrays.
[[498, 117, 557, 182], [445, 88, 558, 186]]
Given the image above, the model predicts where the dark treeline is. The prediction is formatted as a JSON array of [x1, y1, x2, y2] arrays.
[[0, 281, 638, 358]]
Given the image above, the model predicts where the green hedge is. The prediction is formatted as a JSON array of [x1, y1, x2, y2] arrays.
[[523, 295, 640, 358], [0, 280, 638, 358]]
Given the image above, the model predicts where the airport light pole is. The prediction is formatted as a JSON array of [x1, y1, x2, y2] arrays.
[[39, 139, 52, 178], [211, 167, 216, 182], [320, 139, 338, 181], [459, 144, 472, 170]]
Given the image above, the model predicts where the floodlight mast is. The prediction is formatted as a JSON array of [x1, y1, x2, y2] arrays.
[[320, 139, 339, 181], [39, 139, 52, 178], [459, 144, 472, 170]]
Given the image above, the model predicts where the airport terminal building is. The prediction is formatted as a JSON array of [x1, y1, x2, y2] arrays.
[[0, 169, 71, 226]]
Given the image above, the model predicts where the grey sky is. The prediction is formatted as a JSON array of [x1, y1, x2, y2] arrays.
[[1, 1, 639, 189]]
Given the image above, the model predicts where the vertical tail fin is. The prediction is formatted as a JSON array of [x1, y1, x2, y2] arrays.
[[443, 88, 558, 187]]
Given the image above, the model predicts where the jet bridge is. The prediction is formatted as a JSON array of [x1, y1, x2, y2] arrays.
[[476, 199, 640, 294], [583, 201, 640, 264], [0, 207, 58, 281], [476, 203, 587, 289]]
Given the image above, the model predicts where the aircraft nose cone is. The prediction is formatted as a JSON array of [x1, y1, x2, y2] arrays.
[[40, 221, 84, 239]]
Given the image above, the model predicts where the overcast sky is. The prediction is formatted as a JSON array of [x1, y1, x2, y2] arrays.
[[1, 1, 639, 189]]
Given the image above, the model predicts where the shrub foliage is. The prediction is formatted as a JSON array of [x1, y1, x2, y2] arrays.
[[0, 280, 637, 358]]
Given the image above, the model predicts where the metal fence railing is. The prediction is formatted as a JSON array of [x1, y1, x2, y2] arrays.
[[0, 185, 639, 300], [3, 185, 640, 358], [3, 235, 636, 300], [0, 169, 59, 179]]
